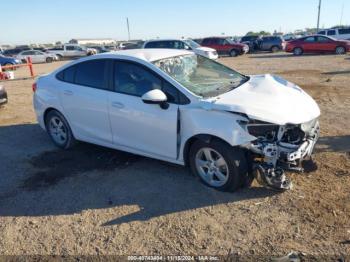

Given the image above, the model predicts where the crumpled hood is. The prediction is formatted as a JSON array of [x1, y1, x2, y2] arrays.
[[205, 74, 320, 125]]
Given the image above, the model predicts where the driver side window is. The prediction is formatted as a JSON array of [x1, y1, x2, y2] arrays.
[[113, 61, 190, 104], [114, 61, 162, 97]]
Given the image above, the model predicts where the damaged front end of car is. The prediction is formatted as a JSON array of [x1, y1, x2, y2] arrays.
[[240, 118, 320, 190]]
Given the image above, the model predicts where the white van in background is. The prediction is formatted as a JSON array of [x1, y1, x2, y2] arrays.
[[318, 28, 350, 40]]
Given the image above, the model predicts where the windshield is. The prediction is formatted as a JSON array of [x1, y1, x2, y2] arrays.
[[184, 39, 201, 49], [153, 54, 248, 98], [225, 38, 235, 44]]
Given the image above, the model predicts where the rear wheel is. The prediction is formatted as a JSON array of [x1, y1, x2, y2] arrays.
[[45, 110, 76, 149], [56, 54, 63, 60], [189, 139, 248, 192], [335, 46, 346, 55], [229, 49, 238, 57], [293, 47, 303, 56]]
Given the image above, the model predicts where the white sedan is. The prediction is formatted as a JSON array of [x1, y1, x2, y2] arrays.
[[17, 50, 58, 63], [143, 39, 218, 60], [33, 49, 320, 192]]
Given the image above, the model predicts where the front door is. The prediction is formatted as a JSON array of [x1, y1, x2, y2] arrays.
[[33, 51, 46, 63], [316, 36, 335, 52], [108, 61, 178, 160]]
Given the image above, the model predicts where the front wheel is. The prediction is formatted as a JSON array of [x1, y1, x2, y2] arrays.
[[46, 57, 53, 63], [229, 49, 238, 57], [45, 110, 76, 149], [271, 46, 279, 53], [189, 139, 248, 192], [335, 46, 346, 55]]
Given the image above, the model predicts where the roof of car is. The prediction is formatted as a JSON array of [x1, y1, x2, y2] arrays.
[[96, 49, 193, 62], [144, 39, 186, 42]]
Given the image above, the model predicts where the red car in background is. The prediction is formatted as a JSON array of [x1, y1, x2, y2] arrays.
[[286, 35, 350, 55], [201, 37, 249, 57]]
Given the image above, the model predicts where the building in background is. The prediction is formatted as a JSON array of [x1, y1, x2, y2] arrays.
[[69, 38, 117, 45]]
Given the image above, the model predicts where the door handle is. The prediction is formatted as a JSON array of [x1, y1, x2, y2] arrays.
[[63, 90, 73, 96], [111, 101, 124, 109]]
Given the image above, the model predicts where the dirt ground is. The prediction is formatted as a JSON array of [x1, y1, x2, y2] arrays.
[[0, 53, 349, 260]]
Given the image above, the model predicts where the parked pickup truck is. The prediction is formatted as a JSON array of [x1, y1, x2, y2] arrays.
[[47, 44, 96, 59]]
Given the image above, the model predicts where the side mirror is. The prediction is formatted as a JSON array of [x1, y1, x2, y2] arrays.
[[184, 45, 192, 50], [142, 89, 169, 109], [142, 89, 167, 104]]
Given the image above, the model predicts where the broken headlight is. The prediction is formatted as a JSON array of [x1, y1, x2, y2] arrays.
[[281, 125, 305, 145], [301, 118, 318, 134], [239, 119, 279, 142]]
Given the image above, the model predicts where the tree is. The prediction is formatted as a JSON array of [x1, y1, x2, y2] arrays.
[[245, 31, 271, 36]]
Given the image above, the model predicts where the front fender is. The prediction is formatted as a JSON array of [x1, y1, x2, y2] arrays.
[[178, 108, 256, 162]]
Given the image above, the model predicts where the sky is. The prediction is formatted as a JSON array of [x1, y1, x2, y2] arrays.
[[1, 0, 349, 45]]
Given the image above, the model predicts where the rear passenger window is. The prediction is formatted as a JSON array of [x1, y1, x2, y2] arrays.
[[64, 66, 76, 83], [327, 30, 336, 36], [145, 42, 160, 48], [56, 65, 76, 83], [75, 60, 107, 89]]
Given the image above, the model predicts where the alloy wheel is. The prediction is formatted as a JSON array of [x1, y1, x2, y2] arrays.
[[195, 147, 229, 187], [336, 46, 345, 55], [48, 116, 67, 145]]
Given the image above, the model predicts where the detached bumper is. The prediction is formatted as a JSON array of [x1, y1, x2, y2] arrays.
[[284, 138, 317, 162]]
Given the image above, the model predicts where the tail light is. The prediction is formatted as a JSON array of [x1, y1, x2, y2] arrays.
[[32, 82, 37, 92]]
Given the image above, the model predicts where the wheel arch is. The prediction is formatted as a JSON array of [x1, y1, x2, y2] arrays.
[[229, 48, 239, 56], [271, 45, 280, 51], [183, 134, 239, 166], [335, 45, 346, 53], [43, 107, 72, 133]]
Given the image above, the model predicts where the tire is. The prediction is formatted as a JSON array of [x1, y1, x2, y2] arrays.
[[293, 47, 303, 56], [45, 110, 76, 149], [46, 57, 53, 63], [189, 139, 248, 192], [335, 46, 346, 55], [3, 63, 15, 71], [56, 54, 63, 60], [271, 46, 279, 53], [229, 49, 238, 57]]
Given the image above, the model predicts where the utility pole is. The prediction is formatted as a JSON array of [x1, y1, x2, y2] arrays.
[[317, 0, 322, 32], [340, 2, 344, 26], [126, 17, 131, 41]]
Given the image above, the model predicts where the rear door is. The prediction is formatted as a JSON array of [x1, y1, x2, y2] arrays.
[[58, 59, 112, 144], [211, 38, 225, 54], [18, 51, 32, 62], [301, 36, 317, 52]]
